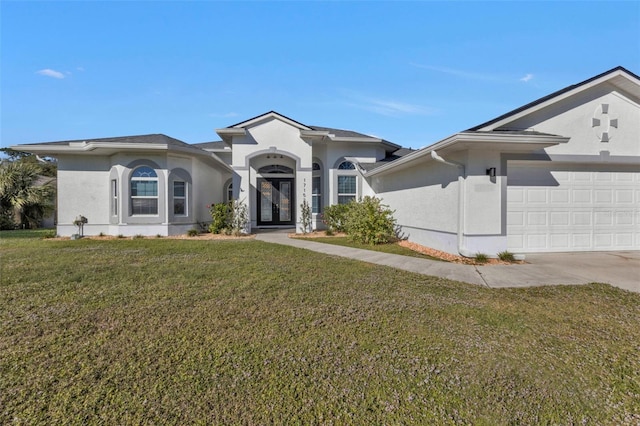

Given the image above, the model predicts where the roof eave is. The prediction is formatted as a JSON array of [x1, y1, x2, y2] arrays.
[[364, 132, 569, 177]]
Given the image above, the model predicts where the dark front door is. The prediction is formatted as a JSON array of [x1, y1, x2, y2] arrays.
[[257, 178, 295, 226]]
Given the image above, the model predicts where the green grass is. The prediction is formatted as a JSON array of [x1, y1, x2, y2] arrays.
[[1, 228, 56, 239], [303, 236, 443, 260], [1, 238, 639, 424]]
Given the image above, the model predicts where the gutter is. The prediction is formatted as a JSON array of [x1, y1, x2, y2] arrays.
[[430, 151, 474, 258]]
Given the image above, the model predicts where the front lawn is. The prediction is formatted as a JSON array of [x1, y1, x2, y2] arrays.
[[1, 237, 639, 424]]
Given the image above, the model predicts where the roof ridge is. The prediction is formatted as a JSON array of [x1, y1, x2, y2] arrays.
[[468, 66, 639, 131]]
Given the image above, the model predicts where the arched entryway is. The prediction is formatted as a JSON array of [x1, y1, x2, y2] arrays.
[[255, 162, 295, 227]]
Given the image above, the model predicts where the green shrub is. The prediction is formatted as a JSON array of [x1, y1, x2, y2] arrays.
[[132, 234, 145, 239], [208, 202, 232, 234], [322, 203, 351, 233], [498, 250, 515, 262], [186, 228, 199, 237], [474, 253, 489, 264], [344, 196, 397, 245]]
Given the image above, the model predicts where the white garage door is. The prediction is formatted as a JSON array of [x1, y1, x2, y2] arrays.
[[507, 163, 640, 253]]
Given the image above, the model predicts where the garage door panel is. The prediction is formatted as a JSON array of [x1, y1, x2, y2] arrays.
[[508, 165, 640, 252]]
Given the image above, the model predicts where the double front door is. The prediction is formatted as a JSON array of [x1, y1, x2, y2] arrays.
[[257, 178, 294, 226]]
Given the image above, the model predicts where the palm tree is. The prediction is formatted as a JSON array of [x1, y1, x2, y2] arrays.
[[0, 161, 55, 229]]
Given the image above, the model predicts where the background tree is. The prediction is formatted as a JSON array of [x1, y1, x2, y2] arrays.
[[0, 150, 57, 229]]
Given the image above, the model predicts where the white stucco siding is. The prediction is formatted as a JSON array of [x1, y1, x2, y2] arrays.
[[232, 120, 312, 169], [373, 161, 461, 254], [502, 85, 640, 157], [57, 155, 111, 235], [192, 157, 227, 224], [464, 149, 504, 236]]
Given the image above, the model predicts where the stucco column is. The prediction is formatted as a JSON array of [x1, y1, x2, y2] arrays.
[[296, 169, 313, 232]]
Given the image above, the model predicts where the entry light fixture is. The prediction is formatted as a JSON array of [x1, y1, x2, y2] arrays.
[[486, 167, 496, 178]]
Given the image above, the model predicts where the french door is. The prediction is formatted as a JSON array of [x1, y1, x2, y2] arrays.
[[257, 178, 295, 226]]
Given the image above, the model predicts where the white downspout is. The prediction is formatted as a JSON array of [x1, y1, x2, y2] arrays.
[[430, 151, 473, 257]]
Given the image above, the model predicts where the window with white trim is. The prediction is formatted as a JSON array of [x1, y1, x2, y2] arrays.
[[130, 166, 158, 215], [173, 181, 186, 215], [337, 161, 357, 204], [111, 179, 118, 216], [225, 180, 233, 203], [312, 162, 322, 213]]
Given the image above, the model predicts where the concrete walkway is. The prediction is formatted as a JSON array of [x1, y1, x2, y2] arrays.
[[255, 230, 640, 293]]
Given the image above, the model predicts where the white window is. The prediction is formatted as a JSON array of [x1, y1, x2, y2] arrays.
[[130, 166, 158, 215], [225, 180, 233, 203], [337, 176, 356, 204], [173, 181, 186, 215], [312, 162, 322, 214], [111, 179, 118, 216], [337, 161, 357, 204]]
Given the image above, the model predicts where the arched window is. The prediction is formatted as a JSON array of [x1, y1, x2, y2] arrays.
[[258, 164, 294, 174], [224, 179, 233, 203], [338, 161, 356, 170], [312, 162, 322, 214], [130, 166, 158, 215]]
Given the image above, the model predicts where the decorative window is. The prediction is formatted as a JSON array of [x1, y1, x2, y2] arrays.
[[130, 166, 158, 215], [337, 175, 356, 204], [338, 161, 356, 170], [111, 179, 118, 216], [225, 180, 233, 203], [173, 181, 186, 215], [258, 164, 294, 174], [312, 162, 322, 214]]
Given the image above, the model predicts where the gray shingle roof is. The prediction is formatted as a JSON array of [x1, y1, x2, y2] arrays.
[[21, 134, 194, 148], [357, 147, 416, 171], [192, 140, 229, 150]]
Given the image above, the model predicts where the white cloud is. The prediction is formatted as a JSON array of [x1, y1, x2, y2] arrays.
[[342, 91, 434, 117], [410, 63, 499, 81], [520, 73, 534, 82], [36, 69, 65, 79]]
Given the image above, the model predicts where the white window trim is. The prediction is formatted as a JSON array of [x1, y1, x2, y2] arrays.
[[130, 167, 159, 216], [335, 161, 358, 205], [173, 180, 187, 216], [111, 179, 118, 217]]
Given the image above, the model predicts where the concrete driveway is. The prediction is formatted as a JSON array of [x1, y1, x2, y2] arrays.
[[477, 251, 640, 293]]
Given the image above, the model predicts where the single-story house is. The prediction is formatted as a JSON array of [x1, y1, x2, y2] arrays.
[[14, 66, 640, 256]]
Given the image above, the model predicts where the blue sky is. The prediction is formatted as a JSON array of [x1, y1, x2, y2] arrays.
[[2, 1, 639, 150]]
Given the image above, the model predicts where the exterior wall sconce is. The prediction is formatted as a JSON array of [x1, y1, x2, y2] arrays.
[[486, 167, 496, 178]]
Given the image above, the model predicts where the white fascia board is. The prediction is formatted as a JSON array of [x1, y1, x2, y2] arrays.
[[215, 128, 247, 144], [11, 142, 169, 155], [299, 130, 330, 140], [329, 136, 383, 143], [230, 112, 312, 130], [364, 132, 569, 177], [478, 69, 637, 131], [216, 128, 247, 137]]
